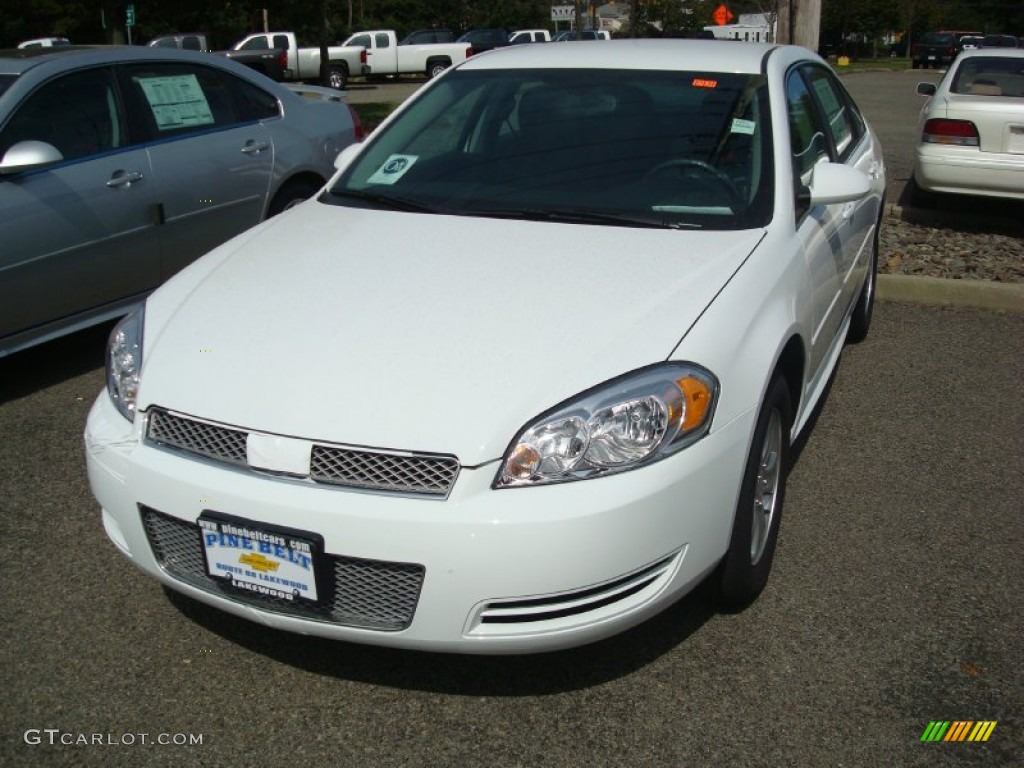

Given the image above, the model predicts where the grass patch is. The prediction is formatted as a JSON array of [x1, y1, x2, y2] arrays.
[[351, 102, 399, 132]]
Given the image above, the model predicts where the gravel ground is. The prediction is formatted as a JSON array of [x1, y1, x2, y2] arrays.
[[880, 214, 1024, 283]]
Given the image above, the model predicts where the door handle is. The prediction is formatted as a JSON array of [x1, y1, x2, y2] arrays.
[[841, 202, 856, 222], [106, 170, 143, 188], [241, 140, 270, 155]]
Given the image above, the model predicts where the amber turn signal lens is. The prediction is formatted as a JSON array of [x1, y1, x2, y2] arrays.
[[677, 376, 712, 431]]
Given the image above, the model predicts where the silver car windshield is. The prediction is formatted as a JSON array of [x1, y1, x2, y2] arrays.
[[950, 57, 1024, 96], [328, 69, 774, 230]]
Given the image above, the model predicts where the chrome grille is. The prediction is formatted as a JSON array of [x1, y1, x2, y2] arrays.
[[142, 507, 424, 631], [310, 445, 459, 497], [145, 408, 460, 497], [147, 409, 247, 466]]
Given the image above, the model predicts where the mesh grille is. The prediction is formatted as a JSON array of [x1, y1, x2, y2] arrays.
[[310, 445, 459, 497], [141, 507, 424, 631], [147, 409, 248, 466], [145, 408, 459, 497]]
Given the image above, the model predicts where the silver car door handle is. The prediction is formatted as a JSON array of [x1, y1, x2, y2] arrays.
[[241, 140, 270, 155], [841, 202, 856, 221], [106, 170, 144, 188]]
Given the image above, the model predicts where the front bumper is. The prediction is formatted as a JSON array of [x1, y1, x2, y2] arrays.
[[914, 144, 1024, 200], [85, 392, 753, 653]]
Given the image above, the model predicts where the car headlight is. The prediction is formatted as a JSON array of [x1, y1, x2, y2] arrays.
[[495, 363, 718, 488], [106, 308, 144, 421]]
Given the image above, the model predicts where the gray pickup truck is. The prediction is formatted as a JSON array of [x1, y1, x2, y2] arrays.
[[147, 34, 286, 82]]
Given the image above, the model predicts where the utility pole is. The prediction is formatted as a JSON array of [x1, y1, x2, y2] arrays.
[[776, 0, 822, 51], [575, 0, 584, 39]]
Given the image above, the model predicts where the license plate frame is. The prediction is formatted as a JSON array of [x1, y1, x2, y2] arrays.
[[198, 512, 326, 605]]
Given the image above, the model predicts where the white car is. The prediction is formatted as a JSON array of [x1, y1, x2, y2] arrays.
[[913, 48, 1024, 200], [85, 40, 885, 654]]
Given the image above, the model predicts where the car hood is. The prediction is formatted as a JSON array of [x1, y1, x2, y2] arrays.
[[140, 202, 764, 465]]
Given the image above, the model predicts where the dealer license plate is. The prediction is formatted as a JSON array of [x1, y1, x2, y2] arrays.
[[198, 513, 321, 602]]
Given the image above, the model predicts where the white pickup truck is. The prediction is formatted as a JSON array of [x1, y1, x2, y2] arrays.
[[340, 29, 472, 79], [231, 31, 368, 89]]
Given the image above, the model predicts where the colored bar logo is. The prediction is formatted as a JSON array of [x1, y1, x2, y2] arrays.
[[921, 721, 997, 742]]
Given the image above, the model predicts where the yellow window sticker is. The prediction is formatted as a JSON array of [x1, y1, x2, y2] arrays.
[[137, 74, 214, 130], [367, 154, 418, 185]]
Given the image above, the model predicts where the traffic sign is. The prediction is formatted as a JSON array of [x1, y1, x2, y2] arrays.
[[126, 4, 135, 27], [712, 4, 734, 26]]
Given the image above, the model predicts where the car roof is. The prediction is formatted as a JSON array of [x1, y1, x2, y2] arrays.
[[955, 47, 1024, 61], [460, 38, 783, 74], [0, 45, 246, 77]]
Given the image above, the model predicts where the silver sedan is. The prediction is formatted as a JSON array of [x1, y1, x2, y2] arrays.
[[0, 46, 362, 357]]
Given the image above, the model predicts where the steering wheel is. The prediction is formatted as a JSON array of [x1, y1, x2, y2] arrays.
[[643, 158, 742, 211]]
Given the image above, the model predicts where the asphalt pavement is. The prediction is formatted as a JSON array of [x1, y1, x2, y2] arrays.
[[1, 71, 1022, 767]]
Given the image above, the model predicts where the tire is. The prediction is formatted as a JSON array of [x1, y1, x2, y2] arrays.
[[328, 65, 347, 90], [846, 213, 879, 343], [266, 178, 323, 218], [717, 375, 791, 608], [427, 59, 450, 79]]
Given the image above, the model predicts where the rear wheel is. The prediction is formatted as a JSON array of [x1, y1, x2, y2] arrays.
[[427, 59, 450, 79], [328, 65, 347, 90], [717, 375, 791, 608]]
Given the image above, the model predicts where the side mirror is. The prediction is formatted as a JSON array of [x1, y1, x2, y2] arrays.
[[0, 140, 64, 175], [916, 82, 936, 96], [809, 161, 870, 206], [333, 142, 361, 171]]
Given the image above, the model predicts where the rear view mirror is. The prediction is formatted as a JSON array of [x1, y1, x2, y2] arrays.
[[0, 140, 64, 175]]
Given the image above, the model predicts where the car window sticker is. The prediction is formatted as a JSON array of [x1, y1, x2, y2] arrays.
[[135, 74, 215, 131], [367, 154, 418, 185], [731, 118, 756, 135]]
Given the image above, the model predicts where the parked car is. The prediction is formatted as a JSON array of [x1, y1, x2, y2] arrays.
[[85, 39, 884, 654], [509, 29, 552, 44], [456, 28, 509, 54], [341, 29, 471, 79], [16, 37, 71, 49], [553, 29, 611, 41], [399, 29, 455, 45], [980, 34, 1020, 49], [957, 35, 984, 53], [913, 48, 1024, 200], [0, 46, 362, 357], [147, 32, 286, 81], [230, 31, 368, 89], [912, 30, 980, 68]]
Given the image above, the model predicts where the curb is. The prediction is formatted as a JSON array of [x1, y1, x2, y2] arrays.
[[877, 274, 1024, 313]]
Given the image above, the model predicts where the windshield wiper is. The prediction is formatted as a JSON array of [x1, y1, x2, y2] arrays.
[[328, 188, 440, 213], [465, 207, 692, 229]]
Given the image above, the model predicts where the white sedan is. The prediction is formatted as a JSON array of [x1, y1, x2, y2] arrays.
[[85, 40, 885, 653], [913, 48, 1024, 200]]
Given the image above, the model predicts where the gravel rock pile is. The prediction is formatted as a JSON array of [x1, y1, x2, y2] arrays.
[[879, 215, 1024, 283]]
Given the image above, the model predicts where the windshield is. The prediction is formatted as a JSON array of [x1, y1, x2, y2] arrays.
[[328, 68, 774, 230]]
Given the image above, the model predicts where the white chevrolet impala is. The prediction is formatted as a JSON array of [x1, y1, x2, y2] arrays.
[[85, 40, 885, 653]]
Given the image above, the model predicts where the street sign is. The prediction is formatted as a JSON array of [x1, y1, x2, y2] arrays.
[[713, 4, 734, 26], [551, 5, 575, 22], [126, 4, 135, 27]]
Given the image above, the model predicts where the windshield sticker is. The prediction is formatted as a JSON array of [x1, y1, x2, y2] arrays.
[[731, 118, 756, 135], [367, 154, 418, 185], [691, 78, 718, 89], [136, 74, 214, 130]]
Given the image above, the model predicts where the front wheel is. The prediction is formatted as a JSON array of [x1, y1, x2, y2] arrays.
[[328, 65, 347, 90], [717, 375, 792, 608]]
